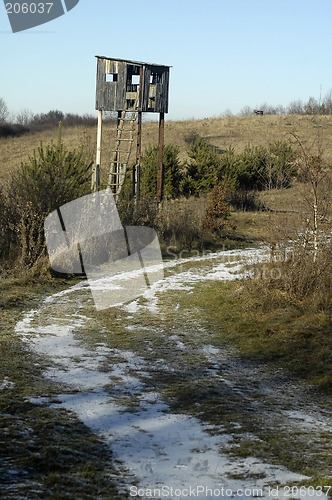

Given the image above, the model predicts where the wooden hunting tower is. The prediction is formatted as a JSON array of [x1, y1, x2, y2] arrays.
[[92, 56, 171, 201]]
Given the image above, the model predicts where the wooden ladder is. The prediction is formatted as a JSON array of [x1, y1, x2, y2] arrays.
[[108, 92, 139, 198]]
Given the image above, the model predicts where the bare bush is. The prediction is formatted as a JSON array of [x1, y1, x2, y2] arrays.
[[118, 197, 158, 228], [204, 179, 235, 234], [291, 131, 332, 260], [250, 242, 332, 313], [155, 197, 208, 251]]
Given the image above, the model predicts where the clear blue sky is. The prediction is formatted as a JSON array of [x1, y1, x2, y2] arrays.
[[1, 0, 332, 120]]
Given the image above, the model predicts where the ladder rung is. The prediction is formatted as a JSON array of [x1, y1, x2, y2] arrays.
[[116, 132, 134, 137], [108, 178, 125, 184], [119, 115, 137, 120]]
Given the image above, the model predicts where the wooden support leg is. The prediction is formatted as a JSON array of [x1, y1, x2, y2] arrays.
[[156, 112, 165, 204], [92, 110, 102, 192], [133, 110, 142, 201]]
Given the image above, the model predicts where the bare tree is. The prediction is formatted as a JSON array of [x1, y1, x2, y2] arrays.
[[0, 98, 9, 124], [321, 90, 332, 115], [291, 130, 332, 261], [16, 108, 34, 126], [239, 105, 253, 116], [287, 99, 304, 115], [303, 96, 319, 115]]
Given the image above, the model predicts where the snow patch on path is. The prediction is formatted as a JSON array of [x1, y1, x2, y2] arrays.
[[16, 306, 309, 498], [14, 247, 328, 499]]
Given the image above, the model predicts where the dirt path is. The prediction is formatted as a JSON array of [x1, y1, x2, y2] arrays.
[[13, 248, 332, 498]]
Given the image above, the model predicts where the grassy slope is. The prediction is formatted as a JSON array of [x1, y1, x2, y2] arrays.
[[2, 113, 332, 182]]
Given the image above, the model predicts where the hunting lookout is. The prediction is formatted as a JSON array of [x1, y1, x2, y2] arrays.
[[92, 56, 171, 202]]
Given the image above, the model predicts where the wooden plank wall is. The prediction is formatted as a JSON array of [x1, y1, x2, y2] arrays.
[[96, 58, 169, 114], [142, 66, 169, 113], [95, 59, 126, 111]]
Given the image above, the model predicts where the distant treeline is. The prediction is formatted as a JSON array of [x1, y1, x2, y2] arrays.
[[2, 90, 332, 138], [239, 90, 332, 116], [0, 106, 117, 138]]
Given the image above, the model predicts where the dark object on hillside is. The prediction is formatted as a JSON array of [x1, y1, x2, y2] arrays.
[[0, 123, 30, 138], [254, 110, 264, 116]]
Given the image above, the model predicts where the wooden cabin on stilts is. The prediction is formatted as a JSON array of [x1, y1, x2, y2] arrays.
[[92, 56, 170, 204]]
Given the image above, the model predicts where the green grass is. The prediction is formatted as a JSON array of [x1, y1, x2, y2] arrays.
[[183, 279, 332, 392]]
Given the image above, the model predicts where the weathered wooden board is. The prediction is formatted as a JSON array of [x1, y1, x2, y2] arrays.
[[95, 56, 170, 114]]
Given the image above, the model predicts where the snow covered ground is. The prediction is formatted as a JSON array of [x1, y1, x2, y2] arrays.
[[15, 248, 331, 499]]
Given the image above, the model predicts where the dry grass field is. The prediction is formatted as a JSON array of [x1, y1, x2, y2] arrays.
[[2, 113, 332, 183], [165, 113, 332, 161], [1, 113, 331, 248]]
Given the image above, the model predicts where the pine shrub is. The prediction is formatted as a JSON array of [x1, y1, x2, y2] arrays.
[[1, 124, 92, 270], [139, 144, 183, 199]]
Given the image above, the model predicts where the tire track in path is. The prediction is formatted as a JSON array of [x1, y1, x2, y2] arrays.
[[15, 248, 331, 499]]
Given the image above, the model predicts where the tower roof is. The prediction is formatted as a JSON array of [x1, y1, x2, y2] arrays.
[[95, 55, 171, 69]]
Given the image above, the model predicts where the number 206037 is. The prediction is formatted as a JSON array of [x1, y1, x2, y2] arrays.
[[283, 486, 332, 497], [6, 3, 53, 14]]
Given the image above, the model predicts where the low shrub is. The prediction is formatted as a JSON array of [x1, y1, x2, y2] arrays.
[[228, 189, 265, 211], [155, 197, 207, 251], [204, 179, 236, 235], [139, 144, 183, 199], [1, 125, 92, 270], [117, 197, 158, 227], [182, 136, 297, 200], [235, 243, 332, 391], [0, 123, 30, 138], [248, 243, 332, 313]]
